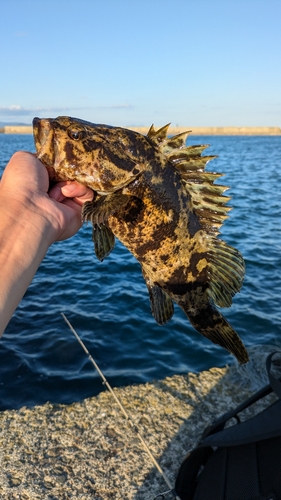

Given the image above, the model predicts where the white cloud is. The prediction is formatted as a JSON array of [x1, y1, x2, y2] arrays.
[[0, 105, 26, 115], [0, 106, 43, 116], [96, 104, 133, 110], [0, 105, 93, 117], [0, 104, 134, 122]]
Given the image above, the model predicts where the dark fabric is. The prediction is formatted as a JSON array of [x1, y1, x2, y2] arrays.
[[175, 353, 281, 500], [266, 353, 281, 399], [200, 399, 281, 448], [175, 447, 213, 499], [192, 439, 281, 500], [176, 438, 281, 500]]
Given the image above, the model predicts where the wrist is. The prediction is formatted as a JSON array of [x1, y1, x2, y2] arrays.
[[0, 196, 57, 281], [0, 195, 56, 336]]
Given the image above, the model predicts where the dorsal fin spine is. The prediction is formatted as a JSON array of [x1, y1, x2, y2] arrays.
[[146, 124, 235, 236]]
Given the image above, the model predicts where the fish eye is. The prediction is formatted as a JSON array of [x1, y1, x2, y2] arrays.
[[68, 127, 86, 141]]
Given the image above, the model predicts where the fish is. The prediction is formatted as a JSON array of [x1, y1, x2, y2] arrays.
[[33, 116, 249, 364]]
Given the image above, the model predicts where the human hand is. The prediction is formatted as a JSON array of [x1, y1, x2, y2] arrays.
[[0, 151, 94, 243], [0, 151, 94, 335]]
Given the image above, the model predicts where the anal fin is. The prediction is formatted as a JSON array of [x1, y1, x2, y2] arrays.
[[92, 225, 115, 262], [143, 270, 174, 325], [149, 284, 174, 325]]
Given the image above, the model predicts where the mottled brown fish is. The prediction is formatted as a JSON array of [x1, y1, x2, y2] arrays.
[[33, 116, 248, 363]]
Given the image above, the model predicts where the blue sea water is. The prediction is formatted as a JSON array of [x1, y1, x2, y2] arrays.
[[0, 132, 280, 410]]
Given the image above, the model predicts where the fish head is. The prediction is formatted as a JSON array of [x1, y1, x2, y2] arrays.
[[33, 116, 154, 194]]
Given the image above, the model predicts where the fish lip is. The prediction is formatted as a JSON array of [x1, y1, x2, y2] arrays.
[[33, 116, 49, 155], [32, 117, 41, 152], [33, 117, 55, 169]]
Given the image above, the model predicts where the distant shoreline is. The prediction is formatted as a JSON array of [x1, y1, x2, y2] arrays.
[[1, 125, 281, 136]]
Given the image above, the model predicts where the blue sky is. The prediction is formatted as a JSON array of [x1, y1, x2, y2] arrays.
[[1, 0, 280, 127]]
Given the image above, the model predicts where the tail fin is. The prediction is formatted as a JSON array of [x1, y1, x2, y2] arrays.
[[182, 299, 249, 364]]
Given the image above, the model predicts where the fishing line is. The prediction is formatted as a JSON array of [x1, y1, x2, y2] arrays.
[[61, 313, 180, 500]]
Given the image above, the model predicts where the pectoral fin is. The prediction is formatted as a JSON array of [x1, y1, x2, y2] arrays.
[[82, 194, 130, 226]]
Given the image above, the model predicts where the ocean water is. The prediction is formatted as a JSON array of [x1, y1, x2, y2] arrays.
[[0, 132, 280, 410]]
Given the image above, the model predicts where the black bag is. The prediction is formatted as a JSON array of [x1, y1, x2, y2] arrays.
[[175, 352, 281, 500]]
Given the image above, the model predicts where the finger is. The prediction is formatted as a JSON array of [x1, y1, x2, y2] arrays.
[[1, 152, 49, 194], [62, 183, 94, 205], [57, 198, 84, 239], [73, 192, 94, 205], [49, 181, 94, 203], [48, 184, 66, 202], [61, 182, 94, 203]]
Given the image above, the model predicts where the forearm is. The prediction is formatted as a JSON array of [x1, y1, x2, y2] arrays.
[[0, 198, 55, 336]]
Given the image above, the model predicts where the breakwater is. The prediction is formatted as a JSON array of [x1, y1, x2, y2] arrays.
[[1, 125, 281, 135], [2, 125, 34, 134], [131, 126, 281, 136]]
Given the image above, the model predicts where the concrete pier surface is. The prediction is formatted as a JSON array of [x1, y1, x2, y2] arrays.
[[0, 346, 279, 499], [1, 125, 281, 135]]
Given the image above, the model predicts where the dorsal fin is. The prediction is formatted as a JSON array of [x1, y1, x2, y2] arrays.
[[146, 124, 231, 236], [147, 123, 171, 143], [164, 131, 191, 149]]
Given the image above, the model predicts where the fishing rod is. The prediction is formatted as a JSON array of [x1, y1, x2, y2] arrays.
[[61, 313, 181, 500]]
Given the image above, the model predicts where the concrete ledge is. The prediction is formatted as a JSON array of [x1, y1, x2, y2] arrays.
[[0, 346, 279, 499]]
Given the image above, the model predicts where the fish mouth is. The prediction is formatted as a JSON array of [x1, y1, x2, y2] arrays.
[[33, 117, 57, 179], [32, 117, 43, 149], [33, 117, 52, 157]]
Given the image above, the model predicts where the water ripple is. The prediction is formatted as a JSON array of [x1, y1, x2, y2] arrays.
[[0, 134, 280, 409]]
